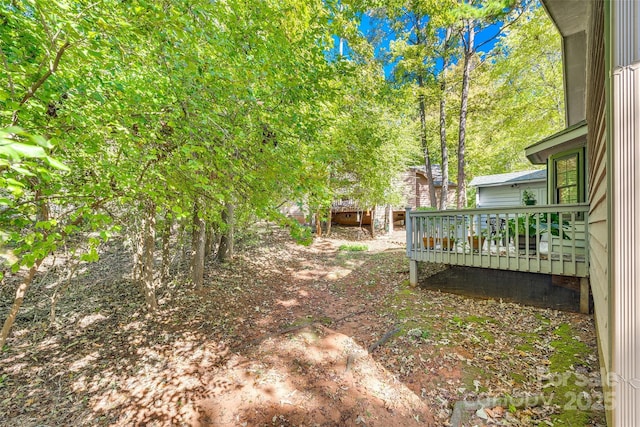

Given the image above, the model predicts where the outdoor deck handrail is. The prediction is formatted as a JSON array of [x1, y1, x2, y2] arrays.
[[406, 203, 590, 277]]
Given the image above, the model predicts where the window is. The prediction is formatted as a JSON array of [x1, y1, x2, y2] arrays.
[[551, 149, 584, 204]]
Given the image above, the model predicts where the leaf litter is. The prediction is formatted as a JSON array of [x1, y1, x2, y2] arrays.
[[0, 225, 604, 426]]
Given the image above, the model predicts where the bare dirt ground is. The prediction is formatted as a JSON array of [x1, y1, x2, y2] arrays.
[[0, 225, 605, 426]]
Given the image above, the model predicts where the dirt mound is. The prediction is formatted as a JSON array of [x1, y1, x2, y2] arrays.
[[196, 325, 433, 426]]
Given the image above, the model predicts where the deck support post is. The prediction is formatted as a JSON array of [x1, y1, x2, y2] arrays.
[[409, 259, 418, 287], [580, 277, 590, 314], [405, 206, 412, 258]]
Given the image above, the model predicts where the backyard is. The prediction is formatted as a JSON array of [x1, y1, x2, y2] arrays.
[[0, 226, 605, 426]]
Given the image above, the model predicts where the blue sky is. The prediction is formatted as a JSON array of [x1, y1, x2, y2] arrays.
[[354, 11, 507, 80]]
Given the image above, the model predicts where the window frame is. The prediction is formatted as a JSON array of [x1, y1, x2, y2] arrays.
[[549, 147, 585, 205]]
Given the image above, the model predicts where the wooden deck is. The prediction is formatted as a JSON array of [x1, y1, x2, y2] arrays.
[[406, 204, 590, 278]]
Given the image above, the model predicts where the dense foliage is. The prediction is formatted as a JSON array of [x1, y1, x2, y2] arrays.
[[360, 0, 563, 206], [1, 0, 562, 347]]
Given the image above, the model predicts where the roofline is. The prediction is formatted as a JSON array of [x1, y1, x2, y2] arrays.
[[540, 1, 562, 35], [525, 120, 588, 164], [472, 177, 546, 188], [413, 169, 457, 187]]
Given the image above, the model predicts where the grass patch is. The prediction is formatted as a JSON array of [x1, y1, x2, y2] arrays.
[[548, 323, 598, 426], [461, 365, 491, 393], [478, 330, 495, 344], [534, 312, 551, 325], [464, 315, 498, 324], [385, 283, 438, 337], [509, 371, 527, 384], [338, 244, 368, 252], [515, 342, 535, 352], [451, 315, 497, 328]]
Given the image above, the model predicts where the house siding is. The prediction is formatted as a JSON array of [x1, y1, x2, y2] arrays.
[[612, 62, 640, 426], [400, 170, 418, 208], [610, 0, 640, 424], [400, 169, 457, 209], [476, 183, 547, 208], [585, 0, 611, 406], [415, 174, 433, 207]]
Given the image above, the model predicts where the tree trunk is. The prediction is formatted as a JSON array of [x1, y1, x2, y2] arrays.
[[414, 18, 438, 209], [0, 262, 41, 350], [387, 204, 394, 234], [417, 82, 438, 208], [315, 211, 322, 237], [50, 258, 80, 325], [140, 200, 158, 311], [369, 207, 375, 238], [457, 22, 475, 209], [326, 207, 332, 237], [205, 223, 215, 259], [161, 212, 172, 282], [178, 219, 190, 267], [217, 203, 235, 262], [35, 189, 50, 222], [132, 222, 143, 283], [192, 210, 206, 290], [439, 28, 452, 210]]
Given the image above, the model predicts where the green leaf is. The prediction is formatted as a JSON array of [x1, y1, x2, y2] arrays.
[[9, 164, 36, 176], [4, 143, 46, 159], [44, 156, 70, 171], [28, 134, 52, 149]]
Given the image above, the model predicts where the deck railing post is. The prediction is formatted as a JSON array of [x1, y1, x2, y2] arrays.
[[405, 206, 412, 258]]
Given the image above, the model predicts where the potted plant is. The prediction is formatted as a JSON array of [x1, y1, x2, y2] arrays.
[[522, 189, 537, 206], [467, 229, 487, 252], [508, 213, 571, 253], [423, 236, 436, 249], [538, 212, 572, 240], [421, 211, 438, 249], [508, 214, 538, 252], [441, 221, 459, 251], [441, 235, 456, 251], [422, 218, 457, 251], [466, 214, 485, 252]]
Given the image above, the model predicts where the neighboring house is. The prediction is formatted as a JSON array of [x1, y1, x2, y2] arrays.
[[402, 165, 457, 209], [330, 165, 457, 227], [330, 200, 376, 226], [280, 202, 307, 225], [470, 169, 547, 208], [406, 2, 640, 423]]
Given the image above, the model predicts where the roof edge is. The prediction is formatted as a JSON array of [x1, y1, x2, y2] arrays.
[[525, 121, 587, 164]]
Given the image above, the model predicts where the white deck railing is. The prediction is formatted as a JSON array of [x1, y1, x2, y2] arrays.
[[406, 204, 589, 277]]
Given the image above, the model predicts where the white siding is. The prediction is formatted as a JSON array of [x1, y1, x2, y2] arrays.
[[476, 182, 547, 208], [612, 60, 640, 427], [611, 1, 640, 424]]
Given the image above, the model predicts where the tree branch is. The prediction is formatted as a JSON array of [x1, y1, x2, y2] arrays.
[[0, 46, 15, 98], [11, 40, 71, 126], [474, 7, 527, 52]]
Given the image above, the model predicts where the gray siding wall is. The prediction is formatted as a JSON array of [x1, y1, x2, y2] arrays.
[[586, 0, 610, 395]]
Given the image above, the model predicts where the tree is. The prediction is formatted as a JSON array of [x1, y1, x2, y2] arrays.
[[464, 2, 563, 178], [0, 0, 341, 345], [382, 1, 449, 208], [452, 0, 529, 208]]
